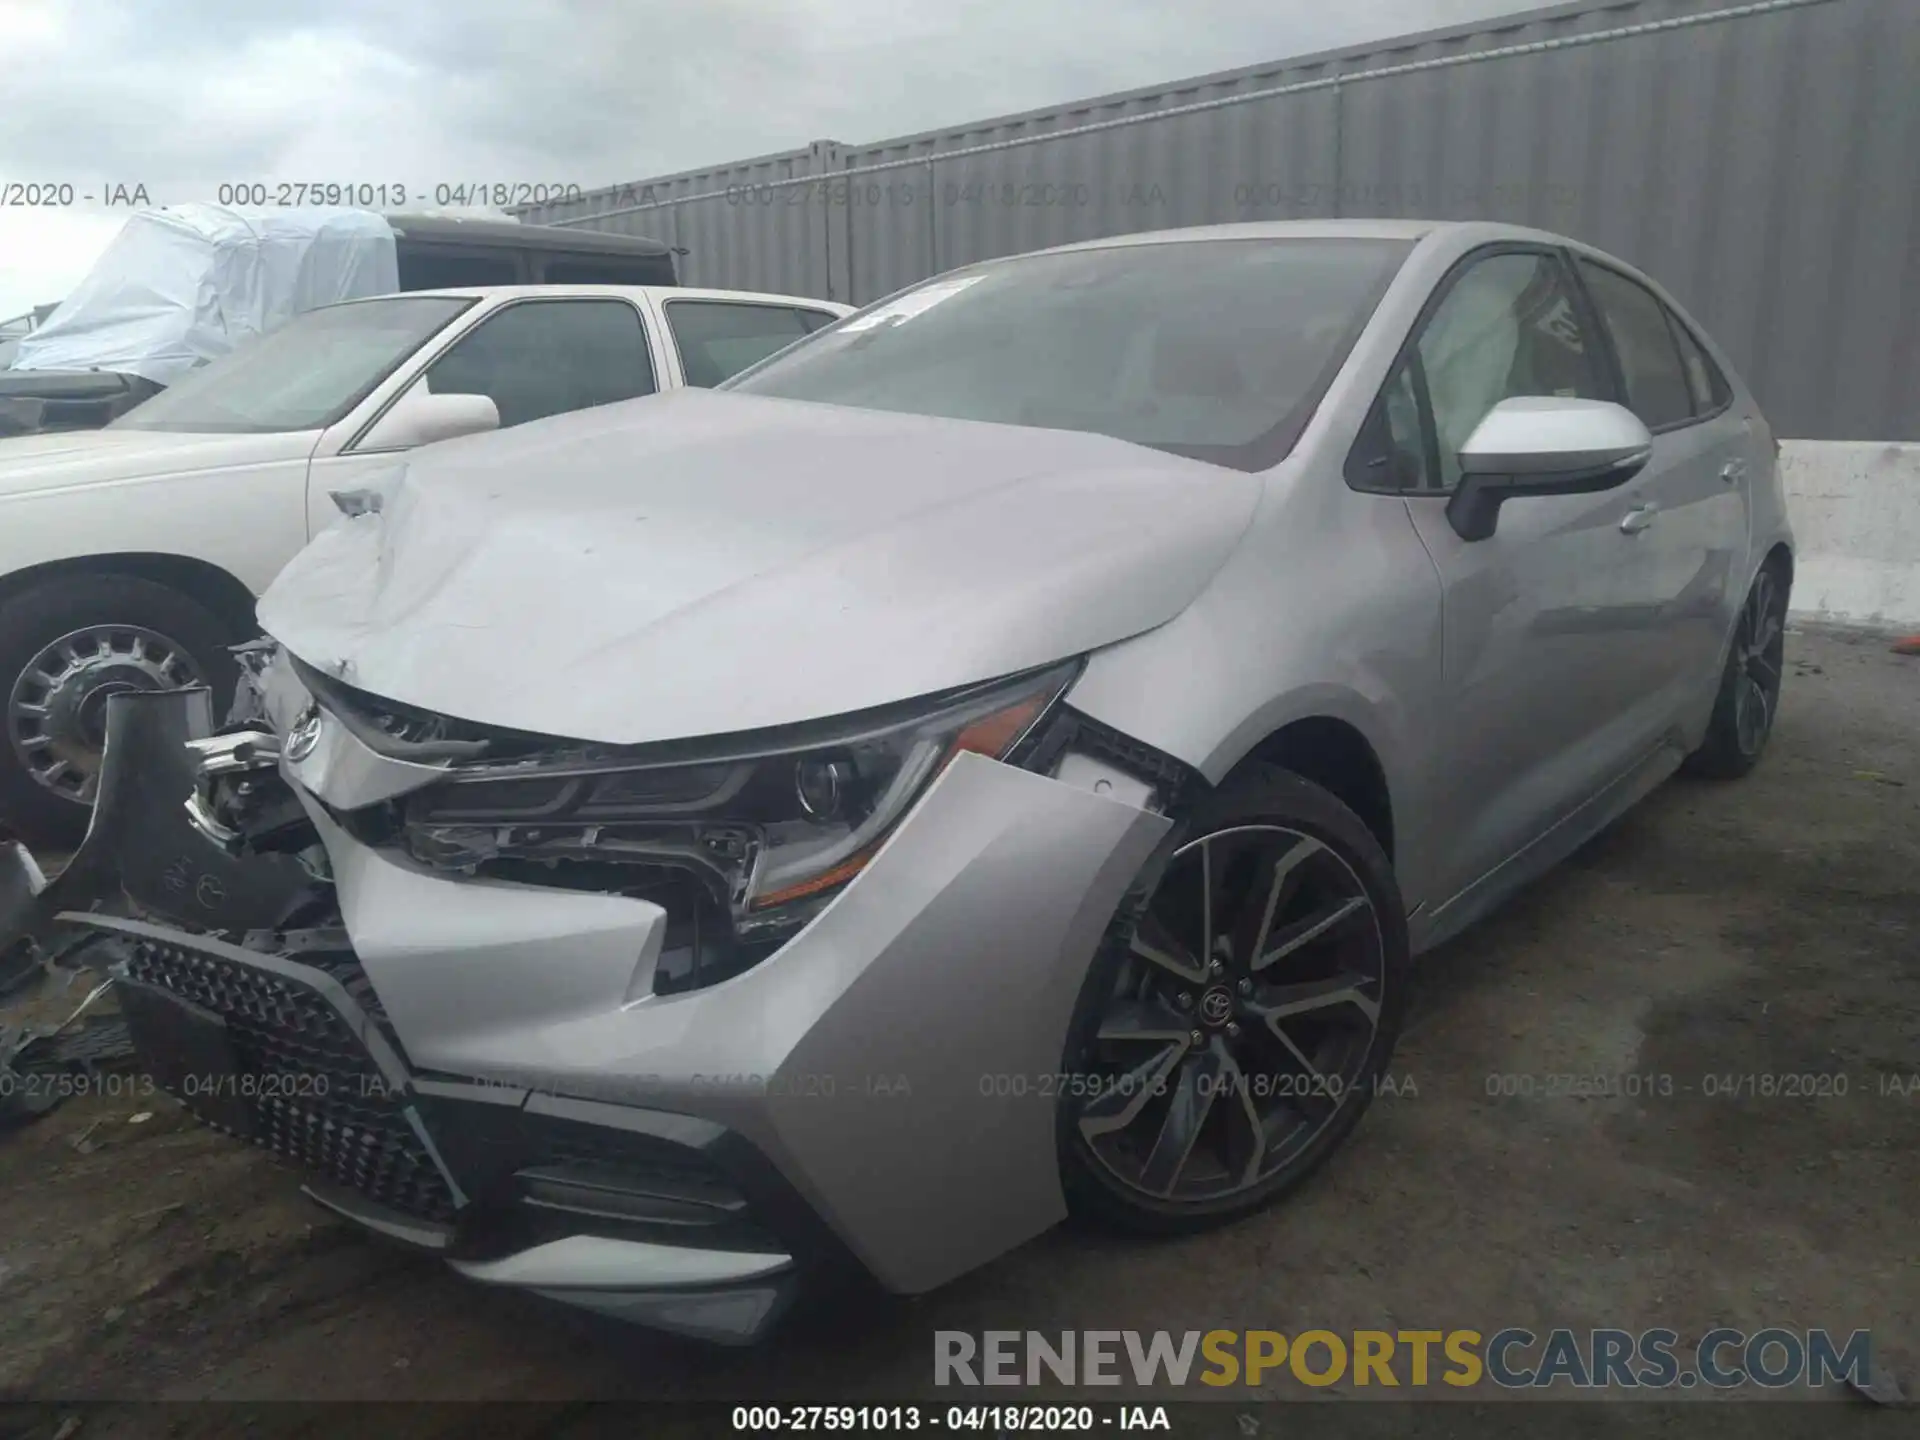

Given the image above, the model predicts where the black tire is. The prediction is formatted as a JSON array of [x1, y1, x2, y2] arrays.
[[1059, 763, 1410, 1236], [1683, 559, 1789, 782], [0, 574, 242, 848]]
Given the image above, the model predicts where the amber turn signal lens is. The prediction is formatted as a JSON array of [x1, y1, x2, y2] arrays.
[[947, 692, 1048, 764]]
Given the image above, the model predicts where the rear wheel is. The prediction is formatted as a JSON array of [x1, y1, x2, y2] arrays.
[[1059, 765, 1410, 1234], [0, 575, 240, 847], [1683, 561, 1788, 781]]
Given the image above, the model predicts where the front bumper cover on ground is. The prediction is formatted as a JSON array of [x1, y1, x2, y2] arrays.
[[90, 910, 820, 1343], [0, 687, 315, 980]]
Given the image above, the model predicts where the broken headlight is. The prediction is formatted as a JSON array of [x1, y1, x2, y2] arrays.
[[399, 661, 1077, 936]]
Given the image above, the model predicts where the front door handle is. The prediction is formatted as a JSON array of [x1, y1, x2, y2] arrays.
[[1721, 458, 1749, 484], [1619, 502, 1660, 535]]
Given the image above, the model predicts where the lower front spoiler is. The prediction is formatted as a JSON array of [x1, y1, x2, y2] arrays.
[[303, 1180, 802, 1345]]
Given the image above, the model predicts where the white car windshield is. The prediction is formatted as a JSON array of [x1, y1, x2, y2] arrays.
[[725, 237, 1413, 471], [112, 296, 474, 434]]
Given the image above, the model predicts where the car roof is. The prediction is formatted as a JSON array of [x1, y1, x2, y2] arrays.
[[1028, 217, 1569, 256], [339, 284, 851, 311]]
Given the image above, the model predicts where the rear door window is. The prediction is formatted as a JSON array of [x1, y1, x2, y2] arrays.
[[663, 301, 824, 387], [1578, 261, 1696, 430], [1666, 313, 1732, 415]]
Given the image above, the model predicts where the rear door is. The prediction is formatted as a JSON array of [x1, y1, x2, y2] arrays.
[[1573, 258, 1752, 722], [652, 297, 842, 387], [1366, 245, 1662, 903]]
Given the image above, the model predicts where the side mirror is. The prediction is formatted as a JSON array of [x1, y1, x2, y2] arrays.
[[356, 386, 500, 452], [1445, 397, 1652, 542]]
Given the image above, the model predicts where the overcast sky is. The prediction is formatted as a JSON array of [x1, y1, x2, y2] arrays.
[[1, 0, 1540, 317]]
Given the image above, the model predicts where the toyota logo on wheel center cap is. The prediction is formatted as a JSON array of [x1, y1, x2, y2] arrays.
[[1198, 985, 1235, 1027]]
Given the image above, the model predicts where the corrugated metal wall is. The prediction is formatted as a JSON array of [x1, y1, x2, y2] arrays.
[[524, 142, 843, 298], [518, 0, 1919, 441]]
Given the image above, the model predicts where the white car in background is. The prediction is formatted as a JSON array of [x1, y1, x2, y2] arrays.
[[0, 284, 850, 843]]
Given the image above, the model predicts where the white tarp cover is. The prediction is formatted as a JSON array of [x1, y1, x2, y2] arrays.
[[10, 206, 399, 385]]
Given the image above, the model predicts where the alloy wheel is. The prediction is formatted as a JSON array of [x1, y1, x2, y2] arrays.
[[6, 624, 203, 803], [1073, 823, 1386, 1205], [1733, 568, 1786, 757]]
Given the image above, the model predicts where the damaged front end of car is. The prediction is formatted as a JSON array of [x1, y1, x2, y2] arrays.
[[26, 636, 1184, 1343]]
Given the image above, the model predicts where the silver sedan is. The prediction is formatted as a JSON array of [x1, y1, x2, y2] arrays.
[[47, 220, 1790, 1343]]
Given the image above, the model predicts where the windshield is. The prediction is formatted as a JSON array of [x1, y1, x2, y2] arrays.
[[112, 296, 474, 434], [725, 237, 1413, 470]]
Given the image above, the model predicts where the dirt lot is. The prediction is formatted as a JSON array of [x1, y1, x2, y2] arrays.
[[0, 626, 1913, 1416]]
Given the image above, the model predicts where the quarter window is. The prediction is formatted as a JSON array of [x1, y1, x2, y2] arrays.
[[1348, 361, 1430, 491], [1666, 311, 1732, 415], [1579, 262, 1695, 430], [421, 298, 656, 428], [1413, 251, 1607, 490]]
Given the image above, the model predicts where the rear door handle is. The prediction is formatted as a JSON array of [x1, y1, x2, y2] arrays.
[[1721, 458, 1749, 484], [1619, 502, 1660, 535]]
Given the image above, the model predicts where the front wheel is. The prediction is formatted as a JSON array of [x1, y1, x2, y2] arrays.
[[0, 574, 240, 847], [1058, 765, 1410, 1235], [1683, 561, 1788, 781]]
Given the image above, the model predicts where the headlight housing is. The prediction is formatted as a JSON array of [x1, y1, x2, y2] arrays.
[[399, 661, 1078, 939]]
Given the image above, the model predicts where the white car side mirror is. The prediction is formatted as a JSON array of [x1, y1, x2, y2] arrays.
[[357, 387, 500, 451], [1448, 396, 1653, 542]]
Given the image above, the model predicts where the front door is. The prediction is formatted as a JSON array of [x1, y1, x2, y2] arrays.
[[1368, 246, 1668, 908]]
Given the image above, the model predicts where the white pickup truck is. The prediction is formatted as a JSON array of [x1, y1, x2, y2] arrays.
[[0, 283, 851, 842]]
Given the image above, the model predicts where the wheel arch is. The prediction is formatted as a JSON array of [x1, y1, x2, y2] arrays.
[[1217, 713, 1396, 864], [0, 552, 260, 640], [1760, 538, 1793, 588]]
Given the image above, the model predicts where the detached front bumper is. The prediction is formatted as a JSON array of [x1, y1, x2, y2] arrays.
[[91, 911, 818, 1343], [0, 687, 314, 984], [45, 682, 1174, 1341]]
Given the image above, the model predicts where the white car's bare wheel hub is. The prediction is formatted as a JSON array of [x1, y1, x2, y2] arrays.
[[6, 624, 202, 803]]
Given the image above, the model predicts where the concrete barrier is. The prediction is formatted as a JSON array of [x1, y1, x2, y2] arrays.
[[1780, 441, 1920, 631]]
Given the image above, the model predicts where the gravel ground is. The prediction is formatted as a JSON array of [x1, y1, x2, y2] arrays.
[[0, 625, 1913, 1420]]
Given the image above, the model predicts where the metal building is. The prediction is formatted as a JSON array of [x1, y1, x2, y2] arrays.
[[517, 0, 1918, 441]]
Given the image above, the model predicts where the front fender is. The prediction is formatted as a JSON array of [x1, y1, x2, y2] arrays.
[[0, 456, 312, 596]]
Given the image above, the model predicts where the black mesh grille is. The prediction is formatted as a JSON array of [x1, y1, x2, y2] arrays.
[[535, 1124, 743, 1199], [123, 935, 457, 1223]]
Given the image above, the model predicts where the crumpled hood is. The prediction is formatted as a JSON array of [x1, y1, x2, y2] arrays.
[[0, 427, 318, 498], [258, 388, 1261, 745]]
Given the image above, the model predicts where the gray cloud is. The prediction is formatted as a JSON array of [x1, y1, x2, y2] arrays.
[[0, 0, 1540, 313], [4, 0, 1541, 197]]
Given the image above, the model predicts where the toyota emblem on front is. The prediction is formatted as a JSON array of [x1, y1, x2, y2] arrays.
[[283, 704, 324, 763]]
